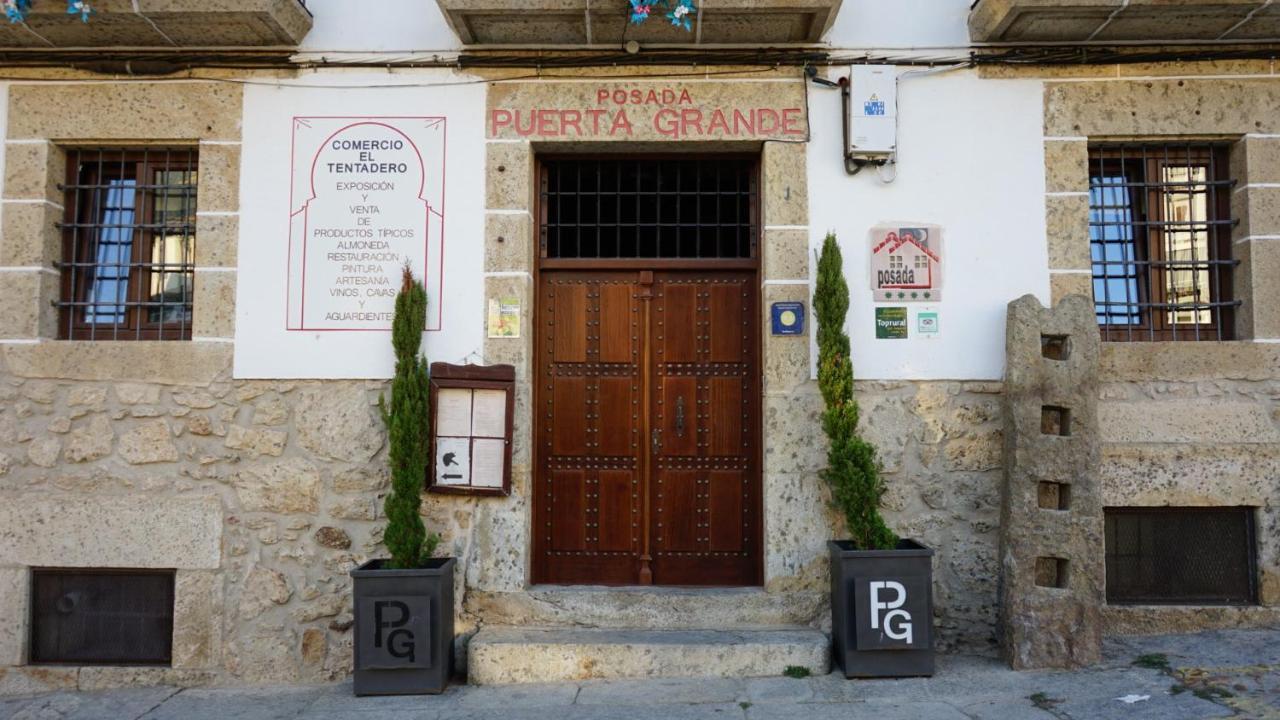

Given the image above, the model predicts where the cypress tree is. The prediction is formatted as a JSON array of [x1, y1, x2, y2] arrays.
[[814, 233, 897, 551], [380, 265, 440, 569]]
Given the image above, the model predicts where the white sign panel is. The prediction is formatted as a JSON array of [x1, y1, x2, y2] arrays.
[[287, 117, 445, 331], [234, 74, 485, 379]]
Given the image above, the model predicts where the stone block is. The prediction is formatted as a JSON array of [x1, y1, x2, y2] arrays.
[[193, 270, 236, 338], [467, 627, 828, 684], [4, 341, 231, 384], [1044, 141, 1088, 194], [0, 200, 59, 267], [484, 211, 533, 272], [197, 143, 240, 213], [463, 587, 824, 630], [0, 568, 27, 666], [195, 213, 238, 267], [763, 227, 809, 280], [224, 424, 286, 457], [238, 564, 292, 620], [1045, 194, 1090, 270], [486, 79, 806, 143], [1232, 135, 1280, 186], [0, 666, 77, 695], [1234, 186, 1280, 240], [762, 284, 810, 394], [1100, 400, 1280, 444], [1101, 443, 1280, 507], [763, 472, 833, 591], [172, 570, 222, 669], [1050, 273, 1092, 306], [0, 494, 221, 569], [763, 388, 825, 475], [233, 458, 321, 514], [485, 142, 533, 210], [7, 83, 242, 141], [64, 414, 114, 463], [1, 142, 64, 204], [1100, 340, 1280, 382], [294, 385, 383, 463], [482, 274, 533, 373], [999, 294, 1103, 669], [762, 141, 807, 227], [1239, 239, 1280, 338], [1045, 79, 1280, 138], [119, 418, 179, 464], [0, 269, 48, 339]]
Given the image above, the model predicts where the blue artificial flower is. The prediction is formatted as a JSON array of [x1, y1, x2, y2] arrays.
[[68, 0, 92, 22], [666, 0, 695, 31]]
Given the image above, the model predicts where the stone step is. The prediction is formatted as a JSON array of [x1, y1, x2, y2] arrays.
[[464, 586, 826, 630], [467, 626, 830, 685]]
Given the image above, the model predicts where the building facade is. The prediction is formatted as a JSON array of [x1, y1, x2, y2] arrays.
[[0, 0, 1276, 690]]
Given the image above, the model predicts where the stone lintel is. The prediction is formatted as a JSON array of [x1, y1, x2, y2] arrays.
[[0, 494, 222, 569], [2, 341, 231, 385], [1099, 341, 1280, 382]]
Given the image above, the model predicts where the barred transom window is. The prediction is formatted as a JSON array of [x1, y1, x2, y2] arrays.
[[539, 157, 758, 260], [1088, 143, 1238, 341], [59, 148, 198, 340]]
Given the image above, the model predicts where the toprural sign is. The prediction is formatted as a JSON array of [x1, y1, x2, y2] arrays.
[[487, 80, 808, 141]]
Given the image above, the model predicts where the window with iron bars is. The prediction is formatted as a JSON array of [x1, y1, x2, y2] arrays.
[[58, 148, 197, 341], [539, 156, 758, 261], [1088, 143, 1238, 341]]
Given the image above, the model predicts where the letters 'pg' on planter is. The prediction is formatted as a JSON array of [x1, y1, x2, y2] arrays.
[[351, 557, 455, 695], [829, 540, 935, 678]]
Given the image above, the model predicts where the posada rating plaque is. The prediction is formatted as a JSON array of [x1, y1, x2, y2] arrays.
[[287, 117, 446, 332], [869, 223, 942, 303]]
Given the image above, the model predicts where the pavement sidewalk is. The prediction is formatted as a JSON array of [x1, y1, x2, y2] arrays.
[[2, 628, 1277, 719]]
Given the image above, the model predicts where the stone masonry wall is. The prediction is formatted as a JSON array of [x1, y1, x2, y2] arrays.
[[0, 365, 1006, 692], [1098, 344, 1280, 634]]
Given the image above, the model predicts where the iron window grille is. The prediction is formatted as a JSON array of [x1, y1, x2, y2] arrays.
[[539, 156, 758, 262], [58, 147, 198, 341], [1088, 143, 1238, 341], [1105, 507, 1258, 605], [30, 569, 175, 665]]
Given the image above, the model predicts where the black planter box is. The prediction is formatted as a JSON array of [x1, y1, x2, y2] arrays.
[[350, 557, 455, 695], [829, 539, 935, 678]]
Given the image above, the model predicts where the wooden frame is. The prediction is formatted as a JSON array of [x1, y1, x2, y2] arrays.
[[1089, 145, 1235, 342], [59, 148, 198, 341], [426, 362, 516, 498]]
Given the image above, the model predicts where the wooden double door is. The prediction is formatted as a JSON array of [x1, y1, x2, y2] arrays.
[[533, 269, 762, 586]]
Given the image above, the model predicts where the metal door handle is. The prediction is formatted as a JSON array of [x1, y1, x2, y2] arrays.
[[675, 396, 686, 437]]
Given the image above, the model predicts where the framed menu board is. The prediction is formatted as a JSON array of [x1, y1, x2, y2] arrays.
[[427, 363, 515, 497]]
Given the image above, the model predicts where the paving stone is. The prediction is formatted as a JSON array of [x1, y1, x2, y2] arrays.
[[452, 682, 580, 709], [574, 677, 743, 706], [304, 682, 460, 715], [741, 677, 813, 703], [138, 686, 323, 720], [9, 687, 178, 720], [455, 704, 747, 720], [747, 700, 969, 720]]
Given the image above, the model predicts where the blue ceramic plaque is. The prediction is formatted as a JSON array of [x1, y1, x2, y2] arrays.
[[771, 302, 805, 336]]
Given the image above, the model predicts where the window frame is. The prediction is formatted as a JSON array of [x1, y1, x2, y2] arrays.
[[58, 148, 198, 341], [1088, 144, 1236, 342]]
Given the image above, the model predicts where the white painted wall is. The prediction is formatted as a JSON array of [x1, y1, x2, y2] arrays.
[[807, 69, 1049, 380], [234, 71, 486, 379], [299, 0, 460, 52], [297, 0, 975, 52], [826, 0, 973, 49]]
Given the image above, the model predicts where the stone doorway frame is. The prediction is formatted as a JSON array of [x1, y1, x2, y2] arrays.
[[475, 77, 814, 596]]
